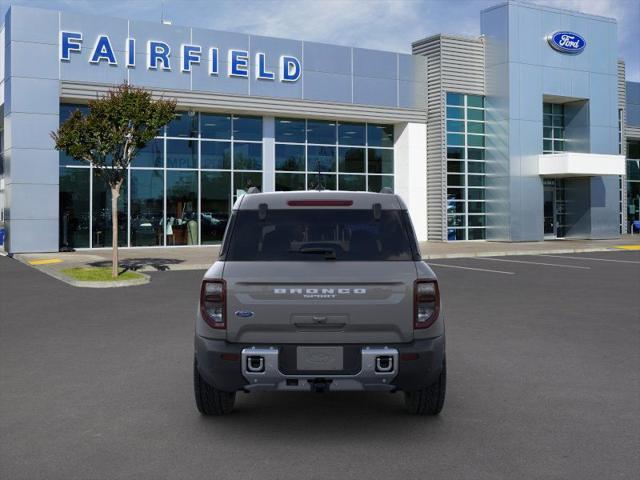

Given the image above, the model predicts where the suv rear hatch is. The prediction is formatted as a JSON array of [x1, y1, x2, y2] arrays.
[[220, 205, 419, 344]]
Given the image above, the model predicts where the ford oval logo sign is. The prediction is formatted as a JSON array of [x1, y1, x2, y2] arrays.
[[547, 31, 586, 54], [235, 310, 254, 318]]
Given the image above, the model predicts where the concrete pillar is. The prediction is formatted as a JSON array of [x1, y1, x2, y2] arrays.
[[394, 122, 427, 241], [3, 6, 60, 253], [262, 116, 275, 192]]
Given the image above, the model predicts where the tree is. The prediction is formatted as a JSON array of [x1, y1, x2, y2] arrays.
[[52, 83, 176, 278]]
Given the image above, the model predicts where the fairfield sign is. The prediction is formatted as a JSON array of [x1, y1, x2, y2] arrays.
[[59, 31, 302, 82]]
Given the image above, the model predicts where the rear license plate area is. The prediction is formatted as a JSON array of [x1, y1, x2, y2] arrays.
[[296, 346, 344, 371]]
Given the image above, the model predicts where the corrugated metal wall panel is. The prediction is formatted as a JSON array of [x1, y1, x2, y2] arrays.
[[60, 81, 427, 124], [618, 60, 626, 232], [413, 34, 485, 240]]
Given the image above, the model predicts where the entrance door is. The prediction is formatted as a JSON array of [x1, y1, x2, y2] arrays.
[[543, 179, 566, 238]]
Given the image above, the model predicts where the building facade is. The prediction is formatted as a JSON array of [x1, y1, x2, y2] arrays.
[[0, 1, 636, 252]]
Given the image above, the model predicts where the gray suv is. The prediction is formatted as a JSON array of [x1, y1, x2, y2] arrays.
[[194, 190, 445, 415]]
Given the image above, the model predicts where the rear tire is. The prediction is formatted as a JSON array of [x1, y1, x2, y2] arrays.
[[194, 358, 236, 416], [404, 358, 446, 415]]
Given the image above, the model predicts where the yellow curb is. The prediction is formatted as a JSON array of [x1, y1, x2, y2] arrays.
[[613, 245, 640, 251], [29, 259, 63, 265]]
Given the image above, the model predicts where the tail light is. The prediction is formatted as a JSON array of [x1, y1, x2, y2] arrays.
[[414, 279, 440, 329], [200, 279, 226, 329]]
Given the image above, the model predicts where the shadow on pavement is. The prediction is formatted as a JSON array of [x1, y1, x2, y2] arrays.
[[89, 257, 185, 271]]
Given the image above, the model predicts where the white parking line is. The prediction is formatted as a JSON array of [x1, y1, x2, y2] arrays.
[[427, 263, 515, 275], [473, 257, 591, 269], [540, 254, 640, 265]]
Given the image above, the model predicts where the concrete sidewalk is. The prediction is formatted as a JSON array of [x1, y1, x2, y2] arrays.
[[9, 235, 640, 275]]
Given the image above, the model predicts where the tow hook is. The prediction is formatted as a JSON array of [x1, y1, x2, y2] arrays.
[[308, 378, 332, 393]]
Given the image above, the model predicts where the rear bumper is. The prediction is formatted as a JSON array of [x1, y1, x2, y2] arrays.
[[194, 336, 445, 393]]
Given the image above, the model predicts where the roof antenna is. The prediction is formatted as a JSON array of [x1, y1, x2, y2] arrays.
[[315, 161, 324, 191]]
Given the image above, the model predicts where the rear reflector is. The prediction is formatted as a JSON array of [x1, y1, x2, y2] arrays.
[[220, 353, 240, 362], [400, 353, 419, 361], [287, 200, 353, 207]]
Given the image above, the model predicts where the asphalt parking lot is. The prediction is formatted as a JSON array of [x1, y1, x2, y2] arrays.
[[1, 250, 639, 479]]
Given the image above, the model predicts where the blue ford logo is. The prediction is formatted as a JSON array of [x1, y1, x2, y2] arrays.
[[235, 310, 254, 318], [547, 31, 586, 54]]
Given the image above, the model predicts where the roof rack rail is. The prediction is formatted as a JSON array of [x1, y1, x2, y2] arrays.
[[379, 187, 393, 194], [247, 187, 261, 194]]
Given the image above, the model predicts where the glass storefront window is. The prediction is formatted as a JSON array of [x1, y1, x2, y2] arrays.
[[367, 124, 394, 148], [130, 169, 164, 247], [135, 138, 164, 168], [468, 162, 486, 173], [201, 141, 231, 169], [166, 171, 198, 245], [446, 93, 464, 106], [339, 147, 365, 173], [446, 106, 464, 119], [338, 174, 366, 191], [234, 172, 262, 198], [201, 113, 231, 139], [167, 139, 197, 169], [447, 133, 465, 146], [308, 173, 336, 190], [543, 103, 565, 154], [307, 120, 336, 144], [467, 96, 484, 108], [467, 122, 484, 134], [92, 170, 127, 247], [627, 140, 640, 233], [167, 111, 198, 138], [234, 142, 262, 170], [59, 167, 90, 249], [201, 171, 231, 244], [468, 148, 484, 160], [275, 144, 305, 171], [275, 173, 306, 191], [368, 148, 393, 174], [445, 92, 487, 240], [59, 104, 90, 167], [447, 147, 464, 159], [448, 201, 465, 214], [447, 120, 464, 133], [468, 202, 486, 214], [367, 175, 393, 193], [308, 145, 336, 172], [338, 122, 366, 146], [467, 109, 484, 122], [468, 189, 485, 200], [447, 188, 465, 201], [447, 174, 465, 186], [447, 161, 464, 173], [233, 115, 262, 141], [468, 229, 486, 240], [275, 118, 306, 143], [57, 105, 265, 248]]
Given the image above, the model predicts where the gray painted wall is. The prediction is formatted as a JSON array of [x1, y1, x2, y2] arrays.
[[481, 1, 620, 241]]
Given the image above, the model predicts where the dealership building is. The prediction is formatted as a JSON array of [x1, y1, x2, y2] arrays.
[[1, 1, 639, 252]]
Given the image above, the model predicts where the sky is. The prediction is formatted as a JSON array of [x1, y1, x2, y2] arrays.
[[1, 0, 638, 80]]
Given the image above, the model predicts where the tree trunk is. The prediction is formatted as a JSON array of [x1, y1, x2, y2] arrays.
[[111, 184, 121, 279]]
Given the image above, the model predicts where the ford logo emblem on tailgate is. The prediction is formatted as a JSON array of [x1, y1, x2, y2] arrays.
[[547, 31, 586, 54], [235, 310, 254, 318]]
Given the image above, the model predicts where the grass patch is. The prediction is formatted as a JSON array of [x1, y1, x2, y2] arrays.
[[62, 267, 144, 282]]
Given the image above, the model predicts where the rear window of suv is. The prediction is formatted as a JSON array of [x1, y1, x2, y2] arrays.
[[223, 209, 418, 261]]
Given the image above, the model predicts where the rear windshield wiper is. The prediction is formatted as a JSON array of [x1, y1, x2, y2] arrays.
[[296, 246, 337, 260]]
